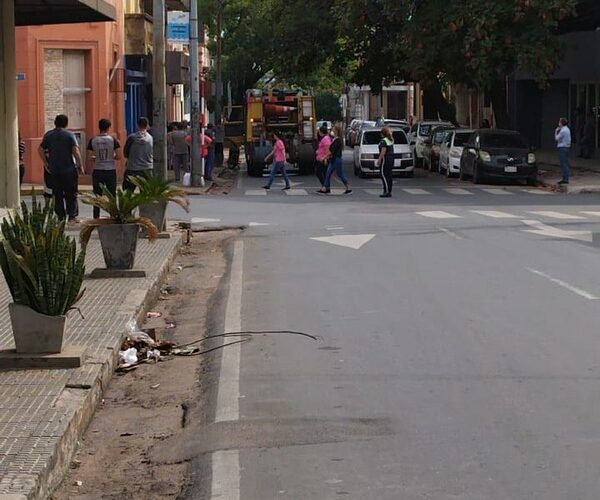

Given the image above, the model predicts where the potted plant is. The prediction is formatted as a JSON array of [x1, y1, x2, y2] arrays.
[[80, 186, 159, 269], [0, 198, 86, 353], [131, 175, 190, 232]]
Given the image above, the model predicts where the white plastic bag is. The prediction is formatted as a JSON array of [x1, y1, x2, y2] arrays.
[[119, 348, 138, 365], [125, 319, 156, 346], [182, 172, 192, 187]]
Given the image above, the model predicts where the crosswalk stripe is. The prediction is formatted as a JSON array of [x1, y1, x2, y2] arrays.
[[444, 188, 473, 195], [403, 188, 431, 195], [284, 189, 308, 196], [416, 211, 462, 219], [471, 210, 519, 219], [365, 189, 383, 195], [528, 211, 586, 220], [524, 189, 553, 195], [580, 211, 600, 217], [245, 189, 267, 196], [482, 188, 513, 195]]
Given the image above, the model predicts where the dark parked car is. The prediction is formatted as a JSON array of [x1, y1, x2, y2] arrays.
[[459, 129, 537, 185], [423, 125, 454, 173]]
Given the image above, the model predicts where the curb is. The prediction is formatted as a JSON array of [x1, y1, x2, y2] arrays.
[[26, 233, 185, 499]]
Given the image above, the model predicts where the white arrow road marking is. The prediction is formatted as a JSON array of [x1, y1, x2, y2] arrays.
[[528, 211, 586, 220], [521, 219, 591, 241], [416, 211, 462, 219], [472, 210, 519, 219], [248, 222, 271, 227], [191, 217, 221, 223], [310, 234, 375, 250], [526, 267, 599, 300]]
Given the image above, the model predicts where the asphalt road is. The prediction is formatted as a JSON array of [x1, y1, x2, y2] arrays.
[[178, 151, 600, 500]]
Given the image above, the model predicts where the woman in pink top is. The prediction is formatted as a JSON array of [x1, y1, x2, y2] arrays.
[[315, 125, 332, 187], [263, 131, 291, 190]]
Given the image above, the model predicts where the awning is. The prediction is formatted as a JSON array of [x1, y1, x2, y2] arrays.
[[15, 0, 116, 26]]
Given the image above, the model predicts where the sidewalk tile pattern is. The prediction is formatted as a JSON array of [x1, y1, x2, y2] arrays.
[[0, 235, 181, 497]]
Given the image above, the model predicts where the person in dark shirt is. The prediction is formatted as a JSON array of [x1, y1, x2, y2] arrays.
[[38, 114, 84, 222], [318, 125, 352, 194], [378, 127, 395, 198]]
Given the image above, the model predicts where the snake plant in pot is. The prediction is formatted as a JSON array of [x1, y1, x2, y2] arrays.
[[0, 198, 86, 353], [80, 185, 159, 269], [132, 175, 190, 232]]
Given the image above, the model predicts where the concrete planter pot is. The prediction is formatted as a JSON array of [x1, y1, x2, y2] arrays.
[[9, 303, 66, 353], [139, 200, 167, 233], [97, 223, 139, 269]]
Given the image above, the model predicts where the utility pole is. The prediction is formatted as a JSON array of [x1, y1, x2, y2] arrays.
[[152, 0, 167, 179], [189, 0, 204, 186], [214, 0, 223, 125]]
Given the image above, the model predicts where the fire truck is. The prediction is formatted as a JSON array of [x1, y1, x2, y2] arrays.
[[244, 88, 317, 177]]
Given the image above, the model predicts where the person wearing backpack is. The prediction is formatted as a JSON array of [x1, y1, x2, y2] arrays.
[[378, 127, 395, 198]]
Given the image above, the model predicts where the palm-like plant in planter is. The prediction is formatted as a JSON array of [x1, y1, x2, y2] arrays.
[[0, 198, 86, 353], [80, 185, 159, 269], [131, 175, 190, 232]]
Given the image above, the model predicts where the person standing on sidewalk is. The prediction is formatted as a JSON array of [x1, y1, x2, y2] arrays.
[[87, 118, 121, 218], [378, 126, 395, 198], [263, 131, 291, 190], [204, 123, 217, 181], [38, 114, 84, 222], [123, 116, 153, 191], [315, 124, 332, 188], [555, 117, 572, 185], [318, 125, 352, 195], [169, 122, 190, 182]]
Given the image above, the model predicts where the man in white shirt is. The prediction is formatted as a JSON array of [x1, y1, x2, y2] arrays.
[[555, 117, 571, 185]]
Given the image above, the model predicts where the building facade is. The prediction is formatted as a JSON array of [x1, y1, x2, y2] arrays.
[[15, 0, 126, 184]]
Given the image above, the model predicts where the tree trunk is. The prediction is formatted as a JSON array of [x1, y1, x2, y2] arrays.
[[422, 82, 458, 126], [490, 79, 510, 129]]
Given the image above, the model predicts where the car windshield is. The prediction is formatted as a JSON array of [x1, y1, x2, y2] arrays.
[[453, 132, 472, 147], [419, 123, 446, 136], [363, 131, 408, 145], [481, 133, 527, 149], [392, 131, 408, 144], [434, 131, 449, 144]]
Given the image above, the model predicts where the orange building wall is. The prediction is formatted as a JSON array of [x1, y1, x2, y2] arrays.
[[15, 0, 126, 185]]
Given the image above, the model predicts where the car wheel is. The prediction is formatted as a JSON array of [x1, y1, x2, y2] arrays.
[[459, 162, 467, 181]]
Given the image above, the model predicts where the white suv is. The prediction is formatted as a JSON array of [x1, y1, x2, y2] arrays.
[[408, 121, 452, 167], [439, 129, 474, 177], [353, 128, 414, 177]]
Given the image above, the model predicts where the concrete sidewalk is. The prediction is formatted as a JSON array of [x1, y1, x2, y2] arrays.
[[0, 231, 182, 499], [536, 148, 600, 193]]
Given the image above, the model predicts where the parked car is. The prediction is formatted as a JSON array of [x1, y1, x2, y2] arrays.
[[423, 125, 455, 173], [459, 129, 537, 185], [375, 118, 410, 133], [354, 120, 376, 147], [408, 120, 453, 167], [353, 127, 413, 178], [439, 129, 474, 177], [346, 119, 363, 147]]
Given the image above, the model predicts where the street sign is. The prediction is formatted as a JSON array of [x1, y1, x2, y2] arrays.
[[167, 11, 190, 44]]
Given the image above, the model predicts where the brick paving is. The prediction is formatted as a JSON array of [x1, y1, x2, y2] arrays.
[[0, 229, 182, 499]]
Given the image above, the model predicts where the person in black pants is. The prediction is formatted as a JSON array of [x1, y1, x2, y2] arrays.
[[39, 114, 84, 222], [87, 118, 122, 218], [377, 127, 395, 198]]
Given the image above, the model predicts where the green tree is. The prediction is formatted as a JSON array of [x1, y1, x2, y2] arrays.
[[315, 91, 343, 121]]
